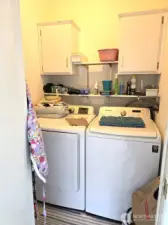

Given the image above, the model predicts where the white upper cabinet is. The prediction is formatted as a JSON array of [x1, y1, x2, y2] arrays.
[[118, 10, 168, 74], [38, 21, 80, 75]]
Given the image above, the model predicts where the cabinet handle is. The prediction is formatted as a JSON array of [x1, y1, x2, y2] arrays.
[[66, 57, 69, 68]]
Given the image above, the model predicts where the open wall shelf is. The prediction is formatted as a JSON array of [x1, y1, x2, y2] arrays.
[[44, 93, 159, 99], [73, 61, 118, 66]]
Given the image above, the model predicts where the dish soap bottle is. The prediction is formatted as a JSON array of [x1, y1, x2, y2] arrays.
[[94, 81, 99, 95], [131, 75, 136, 95], [119, 81, 124, 95], [114, 74, 119, 95]]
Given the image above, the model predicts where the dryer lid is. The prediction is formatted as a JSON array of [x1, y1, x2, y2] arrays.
[[38, 115, 95, 132]]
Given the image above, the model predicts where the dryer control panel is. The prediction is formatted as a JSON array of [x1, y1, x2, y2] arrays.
[[69, 105, 94, 115], [78, 107, 88, 114]]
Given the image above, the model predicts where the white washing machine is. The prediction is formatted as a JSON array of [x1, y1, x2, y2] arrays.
[[36, 104, 95, 210], [86, 107, 161, 221]]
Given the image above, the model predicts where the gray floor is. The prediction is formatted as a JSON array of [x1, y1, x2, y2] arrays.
[[36, 204, 120, 225]]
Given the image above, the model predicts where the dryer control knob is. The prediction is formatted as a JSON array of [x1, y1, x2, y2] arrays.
[[69, 107, 75, 114], [121, 110, 126, 117]]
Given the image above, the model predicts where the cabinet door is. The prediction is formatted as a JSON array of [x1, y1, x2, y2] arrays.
[[39, 24, 71, 74], [118, 14, 164, 74]]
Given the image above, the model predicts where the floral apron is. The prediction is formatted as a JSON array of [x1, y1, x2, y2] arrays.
[[26, 83, 48, 224]]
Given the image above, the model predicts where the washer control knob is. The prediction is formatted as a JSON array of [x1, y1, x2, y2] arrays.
[[121, 110, 126, 117]]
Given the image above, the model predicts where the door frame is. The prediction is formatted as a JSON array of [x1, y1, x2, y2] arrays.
[[156, 123, 168, 225]]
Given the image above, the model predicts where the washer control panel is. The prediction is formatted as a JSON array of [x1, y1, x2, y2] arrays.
[[99, 107, 150, 119], [120, 110, 127, 117]]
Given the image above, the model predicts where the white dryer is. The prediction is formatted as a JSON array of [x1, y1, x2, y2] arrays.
[[36, 105, 95, 210], [86, 107, 161, 221]]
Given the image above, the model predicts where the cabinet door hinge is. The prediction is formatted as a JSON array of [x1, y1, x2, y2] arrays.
[[157, 62, 160, 70], [161, 16, 164, 24], [40, 30, 42, 36]]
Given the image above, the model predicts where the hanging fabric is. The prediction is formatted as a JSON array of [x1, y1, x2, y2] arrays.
[[26, 82, 48, 224], [32, 170, 38, 219]]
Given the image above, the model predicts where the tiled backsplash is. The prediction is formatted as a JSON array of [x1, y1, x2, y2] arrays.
[[42, 65, 160, 115], [42, 64, 160, 93]]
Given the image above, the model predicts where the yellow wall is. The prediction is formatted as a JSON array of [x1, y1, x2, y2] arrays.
[[20, 0, 168, 136], [42, 0, 168, 61], [42, 0, 168, 137], [20, 0, 45, 104]]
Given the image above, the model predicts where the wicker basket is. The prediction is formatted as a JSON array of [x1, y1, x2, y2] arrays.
[[98, 49, 119, 61]]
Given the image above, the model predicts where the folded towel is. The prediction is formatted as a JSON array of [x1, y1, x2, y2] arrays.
[[99, 116, 145, 128]]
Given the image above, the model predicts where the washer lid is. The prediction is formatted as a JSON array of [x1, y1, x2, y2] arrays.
[[89, 117, 157, 138]]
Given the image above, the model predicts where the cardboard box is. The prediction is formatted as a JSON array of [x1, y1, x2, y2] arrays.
[[132, 177, 160, 225]]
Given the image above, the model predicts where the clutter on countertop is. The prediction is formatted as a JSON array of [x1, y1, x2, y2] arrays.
[[35, 98, 70, 118], [98, 48, 119, 62], [132, 177, 160, 225]]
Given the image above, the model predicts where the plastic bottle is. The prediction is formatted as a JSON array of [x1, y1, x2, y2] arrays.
[[126, 81, 131, 95], [114, 74, 119, 95], [131, 75, 136, 95], [94, 81, 99, 95], [140, 80, 144, 94], [119, 81, 124, 95]]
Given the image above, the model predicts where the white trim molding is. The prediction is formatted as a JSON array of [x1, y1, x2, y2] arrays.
[[119, 8, 168, 18]]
